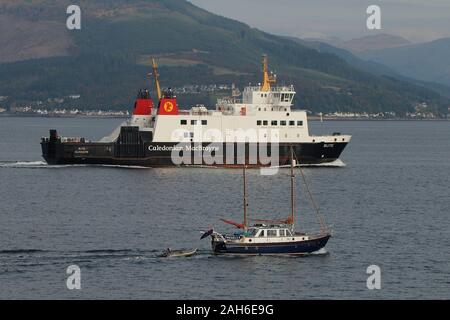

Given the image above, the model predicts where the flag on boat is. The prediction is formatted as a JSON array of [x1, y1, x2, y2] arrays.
[[200, 229, 214, 239]]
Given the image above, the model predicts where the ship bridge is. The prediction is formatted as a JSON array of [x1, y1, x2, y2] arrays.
[[216, 55, 296, 115]]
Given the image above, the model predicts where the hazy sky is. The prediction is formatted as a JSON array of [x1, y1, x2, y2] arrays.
[[189, 0, 450, 43]]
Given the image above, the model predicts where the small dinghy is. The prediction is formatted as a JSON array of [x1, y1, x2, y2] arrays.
[[160, 248, 197, 258]]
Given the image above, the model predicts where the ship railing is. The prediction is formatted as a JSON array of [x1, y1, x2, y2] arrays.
[[217, 98, 242, 105], [60, 137, 87, 143], [243, 85, 295, 93]]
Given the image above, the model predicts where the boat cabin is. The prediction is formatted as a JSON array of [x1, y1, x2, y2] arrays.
[[247, 226, 293, 238]]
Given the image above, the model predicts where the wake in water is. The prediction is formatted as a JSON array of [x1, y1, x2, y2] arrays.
[[0, 159, 346, 169], [0, 161, 148, 169], [303, 159, 346, 167], [0, 161, 48, 168], [276, 159, 346, 168]]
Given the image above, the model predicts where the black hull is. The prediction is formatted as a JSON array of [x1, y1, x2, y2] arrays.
[[212, 234, 331, 255], [41, 141, 347, 167], [41, 129, 348, 167]]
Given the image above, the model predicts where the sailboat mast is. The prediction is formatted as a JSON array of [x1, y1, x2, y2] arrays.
[[290, 146, 295, 230], [243, 165, 248, 230]]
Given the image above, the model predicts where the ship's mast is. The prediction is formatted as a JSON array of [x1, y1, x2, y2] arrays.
[[290, 146, 295, 230], [243, 164, 248, 230], [151, 58, 162, 100], [260, 54, 276, 92]]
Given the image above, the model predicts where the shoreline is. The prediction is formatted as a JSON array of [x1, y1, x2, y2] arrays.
[[308, 117, 449, 121], [1, 113, 448, 121], [0, 113, 128, 119]]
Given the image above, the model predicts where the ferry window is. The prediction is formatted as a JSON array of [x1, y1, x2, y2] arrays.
[[297, 121, 303, 126], [258, 108, 261, 111], [289, 121, 295, 126], [180, 120, 187, 125], [271, 120, 277, 126], [261, 94, 264, 97], [201, 120, 207, 125], [257, 120, 262, 126], [190, 132, 194, 138], [281, 94, 285, 101], [285, 229, 292, 236], [258, 230, 265, 237], [263, 120, 268, 126], [183, 132, 189, 138], [279, 230, 285, 237], [280, 121, 286, 126], [191, 120, 197, 125], [267, 230, 277, 237]]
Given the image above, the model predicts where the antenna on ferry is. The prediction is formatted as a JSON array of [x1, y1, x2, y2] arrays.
[[261, 54, 276, 92], [151, 58, 162, 100]]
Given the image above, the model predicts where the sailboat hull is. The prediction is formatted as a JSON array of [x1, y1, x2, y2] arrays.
[[212, 234, 330, 255]]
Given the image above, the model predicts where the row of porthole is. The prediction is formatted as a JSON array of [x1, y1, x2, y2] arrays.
[[247, 237, 306, 242], [258, 107, 289, 112]]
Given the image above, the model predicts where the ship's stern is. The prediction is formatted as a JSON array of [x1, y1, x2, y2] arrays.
[[41, 129, 61, 165]]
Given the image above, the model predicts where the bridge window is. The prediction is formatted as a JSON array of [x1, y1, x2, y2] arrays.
[[257, 120, 262, 126], [297, 121, 303, 126], [289, 121, 295, 126], [201, 120, 207, 125], [180, 120, 187, 125], [271, 120, 277, 126], [280, 121, 286, 126]]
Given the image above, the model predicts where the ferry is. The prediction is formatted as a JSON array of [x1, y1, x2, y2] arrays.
[[41, 55, 351, 167]]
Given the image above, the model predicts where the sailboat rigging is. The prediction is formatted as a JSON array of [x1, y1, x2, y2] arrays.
[[202, 145, 331, 255]]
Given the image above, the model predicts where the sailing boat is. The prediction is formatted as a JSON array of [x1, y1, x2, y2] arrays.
[[201, 146, 331, 255]]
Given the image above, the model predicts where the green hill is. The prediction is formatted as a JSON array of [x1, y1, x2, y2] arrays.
[[0, 0, 448, 116]]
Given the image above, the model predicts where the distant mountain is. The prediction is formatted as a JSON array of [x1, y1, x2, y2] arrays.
[[311, 34, 412, 54], [341, 34, 411, 53], [289, 37, 399, 77], [0, 0, 448, 116], [360, 38, 450, 87], [291, 37, 450, 99]]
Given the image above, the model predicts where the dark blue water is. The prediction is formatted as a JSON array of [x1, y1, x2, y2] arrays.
[[0, 117, 449, 299]]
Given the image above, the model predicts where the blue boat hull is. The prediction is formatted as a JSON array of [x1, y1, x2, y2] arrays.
[[212, 234, 331, 255]]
